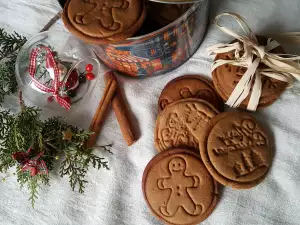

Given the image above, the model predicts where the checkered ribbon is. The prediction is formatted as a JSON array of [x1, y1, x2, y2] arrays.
[[12, 149, 48, 177], [29, 46, 71, 110]]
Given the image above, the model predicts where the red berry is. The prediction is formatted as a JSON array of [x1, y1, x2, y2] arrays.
[[65, 81, 71, 88], [86, 64, 93, 72], [47, 96, 55, 103], [86, 73, 95, 80]]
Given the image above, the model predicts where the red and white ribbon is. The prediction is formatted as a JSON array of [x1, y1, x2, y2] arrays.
[[29, 46, 71, 110], [207, 13, 300, 111], [12, 149, 48, 177]]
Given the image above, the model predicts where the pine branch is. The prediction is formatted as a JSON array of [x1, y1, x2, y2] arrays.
[[28, 176, 39, 208], [59, 154, 88, 193], [17, 167, 49, 208], [0, 58, 18, 103], [0, 29, 27, 103], [95, 144, 113, 155], [59, 150, 109, 193], [0, 29, 27, 61], [0, 106, 110, 207]]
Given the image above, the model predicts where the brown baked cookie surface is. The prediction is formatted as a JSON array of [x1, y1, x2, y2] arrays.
[[212, 36, 288, 109], [158, 75, 223, 112], [200, 112, 273, 189], [155, 99, 219, 152], [148, 2, 191, 27], [142, 149, 218, 225], [62, 0, 146, 44]]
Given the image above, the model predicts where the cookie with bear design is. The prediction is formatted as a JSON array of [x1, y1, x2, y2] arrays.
[[158, 75, 223, 112]]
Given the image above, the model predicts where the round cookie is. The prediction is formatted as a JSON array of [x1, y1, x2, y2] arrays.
[[62, 0, 146, 44], [142, 149, 218, 225], [199, 112, 273, 189], [155, 98, 219, 152], [158, 75, 224, 112], [212, 36, 288, 109]]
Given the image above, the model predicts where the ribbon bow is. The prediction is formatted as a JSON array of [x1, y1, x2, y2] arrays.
[[207, 12, 300, 111], [12, 148, 48, 177], [29, 46, 71, 110]]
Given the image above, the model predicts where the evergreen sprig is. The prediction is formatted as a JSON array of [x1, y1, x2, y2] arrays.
[[60, 150, 109, 193], [0, 29, 27, 61], [0, 29, 27, 103], [0, 106, 111, 207]]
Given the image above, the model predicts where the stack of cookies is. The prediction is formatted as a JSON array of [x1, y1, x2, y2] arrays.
[[142, 75, 273, 225], [212, 36, 287, 109]]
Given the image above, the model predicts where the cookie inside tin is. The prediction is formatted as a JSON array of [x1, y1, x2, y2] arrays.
[[134, 2, 192, 37]]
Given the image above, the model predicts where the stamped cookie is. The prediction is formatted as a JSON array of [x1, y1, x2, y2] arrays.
[[200, 112, 273, 189], [142, 149, 218, 225], [62, 0, 146, 44], [155, 99, 219, 152], [212, 36, 288, 109], [158, 75, 223, 112]]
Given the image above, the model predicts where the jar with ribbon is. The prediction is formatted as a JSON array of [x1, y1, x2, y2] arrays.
[[16, 31, 103, 111]]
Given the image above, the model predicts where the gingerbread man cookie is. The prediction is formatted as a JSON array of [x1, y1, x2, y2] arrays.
[[142, 149, 218, 225], [62, 0, 146, 44], [74, 0, 130, 33], [157, 157, 202, 217]]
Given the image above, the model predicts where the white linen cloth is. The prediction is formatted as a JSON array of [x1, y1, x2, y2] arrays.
[[1, 0, 300, 224]]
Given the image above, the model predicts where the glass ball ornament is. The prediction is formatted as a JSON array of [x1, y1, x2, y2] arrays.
[[15, 31, 104, 112]]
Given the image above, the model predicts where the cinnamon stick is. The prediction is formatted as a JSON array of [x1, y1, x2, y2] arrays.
[[86, 72, 117, 148], [104, 72, 136, 146], [40, 11, 63, 32]]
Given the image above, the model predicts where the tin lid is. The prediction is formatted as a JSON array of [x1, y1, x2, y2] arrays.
[[148, 0, 200, 4]]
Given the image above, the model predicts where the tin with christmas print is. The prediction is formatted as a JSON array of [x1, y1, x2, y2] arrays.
[[91, 0, 209, 77]]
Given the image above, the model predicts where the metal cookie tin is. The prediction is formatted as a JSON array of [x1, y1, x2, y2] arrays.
[[92, 0, 209, 77]]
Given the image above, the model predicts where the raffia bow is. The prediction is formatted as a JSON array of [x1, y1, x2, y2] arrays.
[[207, 12, 300, 111]]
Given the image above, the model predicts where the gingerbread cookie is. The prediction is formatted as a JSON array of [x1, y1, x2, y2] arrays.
[[199, 112, 273, 189], [62, 0, 146, 44], [158, 75, 223, 112], [142, 149, 218, 225], [212, 36, 288, 109], [155, 99, 219, 152]]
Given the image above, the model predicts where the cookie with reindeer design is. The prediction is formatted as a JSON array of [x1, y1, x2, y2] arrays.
[[155, 98, 219, 152], [142, 148, 218, 225], [199, 112, 273, 189]]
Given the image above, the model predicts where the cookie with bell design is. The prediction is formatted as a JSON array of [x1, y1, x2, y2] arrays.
[[142, 148, 218, 225]]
